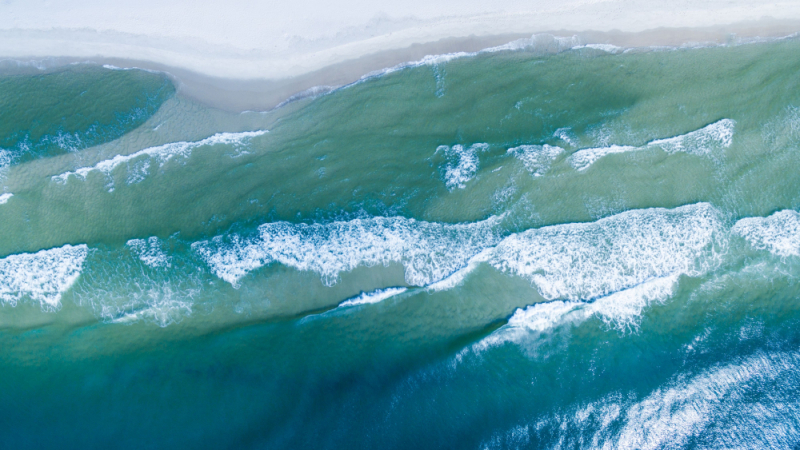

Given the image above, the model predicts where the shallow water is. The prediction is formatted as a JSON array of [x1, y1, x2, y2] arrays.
[[3, 38, 800, 449]]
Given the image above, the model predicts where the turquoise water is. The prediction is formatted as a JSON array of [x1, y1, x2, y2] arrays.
[[3, 39, 800, 448], [0, 66, 174, 167]]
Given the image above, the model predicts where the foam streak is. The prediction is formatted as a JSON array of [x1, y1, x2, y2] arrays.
[[569, 119, 735, 171], [52, 130, 268, 188]]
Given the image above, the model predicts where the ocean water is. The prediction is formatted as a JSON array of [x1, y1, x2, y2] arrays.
[[3, 37, 800, 449]]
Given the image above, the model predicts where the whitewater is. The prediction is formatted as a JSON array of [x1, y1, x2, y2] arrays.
[[3, 34, 800, 450]]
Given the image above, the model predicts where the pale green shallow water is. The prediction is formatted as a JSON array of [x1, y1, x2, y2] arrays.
[[2, 38, 800, 449]]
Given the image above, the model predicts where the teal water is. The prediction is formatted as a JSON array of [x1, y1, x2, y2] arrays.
[[0, 66, 174, 168], [3, 39, 800, 448]]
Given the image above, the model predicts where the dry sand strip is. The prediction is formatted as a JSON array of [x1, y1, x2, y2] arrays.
[[2, 0, 800, 111]]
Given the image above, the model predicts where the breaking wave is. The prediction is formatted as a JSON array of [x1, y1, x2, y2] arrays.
[[52, 130, 268, 190], [0, 244, 89, 308], [192, 215, 503, 288], [733, 209, 800, 258], [569, 119, 735, 171], [338, 287, 408, 307]]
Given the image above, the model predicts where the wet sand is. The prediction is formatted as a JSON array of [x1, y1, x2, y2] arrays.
[[2, 12, 800, 112]]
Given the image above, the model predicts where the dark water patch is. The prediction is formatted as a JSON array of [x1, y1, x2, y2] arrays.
[[0, 65, 174, 166]]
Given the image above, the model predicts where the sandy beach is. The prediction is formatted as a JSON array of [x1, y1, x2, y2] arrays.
[[2, 1, 800, 110]]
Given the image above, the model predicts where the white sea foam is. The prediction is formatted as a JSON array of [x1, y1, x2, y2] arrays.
[[70, 247, 202, 326], [762, 105, 800, 146], [481, 351, 800, 450], [338, 287, 408, 307], [611, 351, 799, 449], [580, 43, 625, 53], [0, 148, 13, 169], [101, 64, 163, 75], [569, 119, 735, 171], [44, 130, 83, 152], [195, 203, 725, 303], [484, 35, 582, 54], [350, 35, 582, 93], [358, 52, 474, 82], [107, 292, 194, 327], [507, 144, 564, 177], [0, 244, 89, 308], [103, 286, 196, 327], [648, 118, 735, 155], [126, 236, 171, 268], [437, 143, 489, 190], [469, 300, 583, 355], [480, 275, 679, 351], [732, 209, 800, 257], [193, 215, 502, 288], [52, 130, 268, 189], [609, 351, 800, 450], [569, 144, 638, 171], [553, 127, 578, 147], [271, 35, 585, 110], [0, 193, 12, 204], [426, 248, 493, 292], [507, 300, 583, 333], [588, 274, 678, 330], [274, 85, 338, 108], [490, 203, 724, 301]]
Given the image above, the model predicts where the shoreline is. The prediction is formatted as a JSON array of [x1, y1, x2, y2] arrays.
[[2, 18, 800, 112]]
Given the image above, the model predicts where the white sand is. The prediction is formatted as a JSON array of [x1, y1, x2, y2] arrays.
[[2, 0, 800, 110], [3, 0, 800, 79]]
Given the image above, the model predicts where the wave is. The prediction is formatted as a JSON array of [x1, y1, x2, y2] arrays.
[[13, 204, 800, 326], [483, 35, 583, 54], [70, 242, 204, 327], [608, 351, 800, 449], [109, 299, 193, 325], [507, 144, 564, 177], [126, 237, 171, 268], [588, 275, 678, 330], [103, 285, 195, 327], [338, 287, 408, 307], [436, 143, 489, 190], [490, 203, 724, 301], [274, 85, 338, 109], [0, 148, 12, 170], [458, 203, 725, 349], [0, 193, 12, 204], [51, 130, 268, 190], [452, 120, 733, 185], [357, 35, 583, 85], [192, 215, 503, 288], [579, 43, 626, 53], [483, 351, 800, 450], [761, 105, 800, 146], [464, 210, 800, 363], [193, 203, 725, 306], [553, 128, 579, 147], [0, 244, 89, 308], [426, 248, 493, 292], [569, 119, 735, 171], [273, 34, 799, 112], [476, 275, 679, 353], [733, 209, 800, 258], [275, 35, 584, 109]]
